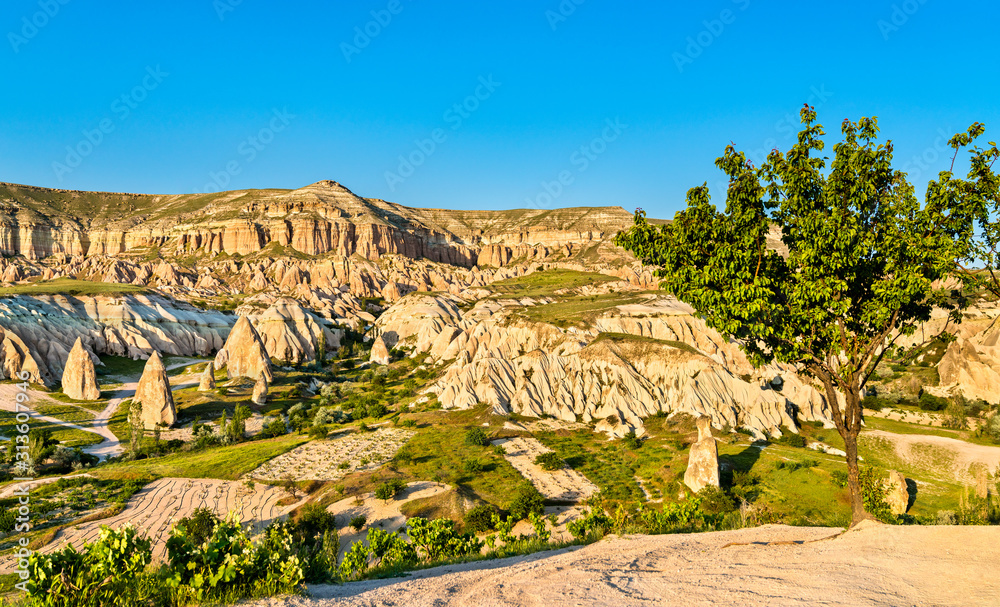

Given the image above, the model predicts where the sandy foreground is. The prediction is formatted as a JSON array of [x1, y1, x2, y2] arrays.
[[247, 523, 1000, 607]]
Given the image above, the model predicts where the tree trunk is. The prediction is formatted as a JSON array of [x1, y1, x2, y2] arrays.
[[841, 386, 870, 527]]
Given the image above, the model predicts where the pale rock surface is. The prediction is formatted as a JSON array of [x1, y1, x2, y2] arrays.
[[252, 375, 268, 406], [885, 470, 910, 515], [937, 319, 1000, 404], [198, 362, 216, 391], [60, 337, 101, 401], [684, 416, 720, 493], [134, 352, 176, 429], [215, 315, 274, 382], [369, 335, 391, 365]]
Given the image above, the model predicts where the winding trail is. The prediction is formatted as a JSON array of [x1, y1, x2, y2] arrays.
[[0, 358, 203, 460]]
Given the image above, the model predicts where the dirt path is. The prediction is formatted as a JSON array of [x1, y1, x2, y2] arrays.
[[866, 429, 1000, 481], [494, 437, 598, 502], [248, 524, 1000, 607], [0, 358, 203, 460]]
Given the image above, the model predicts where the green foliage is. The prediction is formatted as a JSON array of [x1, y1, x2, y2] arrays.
[[621, 430, 644, 450], [374, 479, 407, 501], [859, 467, 895, 524], [533, 452, 564, 471], [507, 484, 545, 521], [464, 427, 491, 447], [173, 507, 220, 547], [25, 525, 153, 607], [770, 429, 807, 448], [295, 502, 337, 538], [567, 509, 613, 541], [697, 486, 737, 515], [405, 517, 484, 561], [349, 515, 367, 532], [463, 504, 500, 534], [918, 392, 949, 412], [614, 108, 989, 523]]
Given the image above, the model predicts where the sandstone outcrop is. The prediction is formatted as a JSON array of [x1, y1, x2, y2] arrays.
[[0, 294, 230, 386], [684, 416, 720, 493], [252, 375, 268, 406], [885, 470, 910, 515], [134, 352, 176, 429], [370, 335, 391, 365], [61, 337, 101, 401], [937, 320, 1000, 404], [199, 362, 216, 391], [215, 316, 274, 383]]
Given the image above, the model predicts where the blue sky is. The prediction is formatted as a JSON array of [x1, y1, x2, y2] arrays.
[[1, 0, 997, 219]]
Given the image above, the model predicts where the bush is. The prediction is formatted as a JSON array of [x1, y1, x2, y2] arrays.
[[697, 486, 736, 514], [350, 515, 367, 532], [25, 525, 154, 607], [918, 392, 949, 412], [567, 509, 612, 541], [260, 418, 288, 439], [295, 502, 337, 538], [366, 403, 389, 419], [174, 507, 220, 547], [309, 424, 329, 440], [463, 504, 499, 534], [831, 470, 849, 488], [463, 457, 486, 474], [374, 479, 407, 501], [859, 467, 895, 523], [771, 427, 807, 448], [507, 484, 545, 521], [621, 430, 643, 449], [406, 517, 484, 561], [533, 452, 564, 471], [464, 427, 491, 447]]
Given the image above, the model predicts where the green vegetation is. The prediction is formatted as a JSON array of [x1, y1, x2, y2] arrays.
[[0, 279, 146, 298], [615, 109, 990, 525], [487, 268, 616, 298]]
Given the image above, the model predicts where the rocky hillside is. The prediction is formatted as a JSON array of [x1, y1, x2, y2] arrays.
[[0, 180, 635, 267]]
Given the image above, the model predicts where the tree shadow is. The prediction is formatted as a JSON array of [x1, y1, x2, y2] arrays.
[[905, 478, 918, 511]]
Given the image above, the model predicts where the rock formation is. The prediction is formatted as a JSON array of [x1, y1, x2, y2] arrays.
[[885, 470, 910, 515], [61, 337, 101, 401], [369, 334, 391, 365], [683, 417, 720, 493], [937, 321, 1000, 404], [252, 375, 268, 406], [134, 352, 176, 429], [198, 362, 216, 391], [215, 315, 274, 383]]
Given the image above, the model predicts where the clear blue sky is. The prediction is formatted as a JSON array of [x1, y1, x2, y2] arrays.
[[1, 0, 997, 219]]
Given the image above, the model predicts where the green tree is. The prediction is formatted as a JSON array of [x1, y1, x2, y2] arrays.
[[126, 400, 144, 458], [615, 107, 982, 525]]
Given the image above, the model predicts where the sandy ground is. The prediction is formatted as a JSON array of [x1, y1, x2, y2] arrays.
[[248, 523, 1000, 607], [36, 477, 304, 562], [494, 437, 598, 502], [0, 472, 94, 499], [248, 428, 415, 481], [866, 429, 1000, 481]]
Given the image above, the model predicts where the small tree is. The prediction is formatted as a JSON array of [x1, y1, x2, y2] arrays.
[[316, 331, 327, 367], [127, 400, 144, 458], [616, 107, 981, 525]]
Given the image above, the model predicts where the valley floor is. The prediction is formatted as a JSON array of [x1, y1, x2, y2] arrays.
[[248, 523, 1000, 607]]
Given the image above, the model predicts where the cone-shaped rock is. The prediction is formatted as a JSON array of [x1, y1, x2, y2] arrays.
[[252, 374, 268, 406], [62, 337, 101, 401], [198, 362, 216, 391], [369, 334, 391, 365], [683, 416, 720, 493], [135, 351, 176, 429], [215, 315, 274, 382]]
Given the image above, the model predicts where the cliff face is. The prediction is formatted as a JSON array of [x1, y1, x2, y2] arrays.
[[0, 181, 636, 266]]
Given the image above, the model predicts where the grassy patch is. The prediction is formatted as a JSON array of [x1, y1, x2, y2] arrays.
[[93, 433, 309, 481], [0, 411, 103, 447], [487, 269, 617, 298], [0, 279, 147, 298], [591, 332, 701, 355]]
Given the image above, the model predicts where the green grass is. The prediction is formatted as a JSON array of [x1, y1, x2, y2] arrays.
[[487, 269, 617, 299], [591, 332, 701, 355], [0, 410, 103, 447], [93, 433, 309, 480], [0, 279, 147, 297], [96, 355, 151, 379], [31, 400, 97, 425]]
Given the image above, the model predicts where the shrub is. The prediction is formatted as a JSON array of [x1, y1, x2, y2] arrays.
[[831, 470, 849, 488], [406, 517, 484, 561], [507, 484, 545, 521], [374, 479, 407, 502], [464, 427, 491, 447], [621, 430, 643, 449], [366, 403, 389, 419], [859, 467, 895, 523], [173, 507, 220, 547], [533, 452, 564, 471], [25, 525, 154, 607], [567, 509, 613, 541], [771, 427, 807, 448], [463, 504, 499, 534], [309, 424, 329, 440], [697, 486, 736, 514], [463, 457, 486, 474], [261, 418, 288, 439], [918, 392, 949, 412], [295, 502, 337, 538], [350, 515, 367, 532]]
